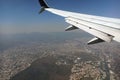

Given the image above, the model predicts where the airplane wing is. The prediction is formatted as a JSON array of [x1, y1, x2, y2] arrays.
[[39, 0, 120, 45]]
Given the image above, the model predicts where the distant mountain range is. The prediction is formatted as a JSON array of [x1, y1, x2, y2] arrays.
[[0, 32, 91, 51]]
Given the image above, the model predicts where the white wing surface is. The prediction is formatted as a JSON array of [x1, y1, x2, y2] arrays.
[[39, 0, 120, 45]]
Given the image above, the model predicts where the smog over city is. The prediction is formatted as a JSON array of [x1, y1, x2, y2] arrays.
[[0, 0, 120, 80]]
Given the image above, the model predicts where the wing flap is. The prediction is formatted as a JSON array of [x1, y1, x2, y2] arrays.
[[65, 17, 113, 42], [66, 17, 120, 36]]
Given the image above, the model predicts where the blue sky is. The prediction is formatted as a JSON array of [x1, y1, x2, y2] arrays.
[[0, 0, 120, 34]]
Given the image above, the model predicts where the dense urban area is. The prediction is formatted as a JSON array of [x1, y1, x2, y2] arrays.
[[0, 32, 119, 80]]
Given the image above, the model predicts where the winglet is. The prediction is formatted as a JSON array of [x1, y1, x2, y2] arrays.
[[39, 0, 49, 13]]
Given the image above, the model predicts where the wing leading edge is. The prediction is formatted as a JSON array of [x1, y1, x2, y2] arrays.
[[39, 0, 120, 45]]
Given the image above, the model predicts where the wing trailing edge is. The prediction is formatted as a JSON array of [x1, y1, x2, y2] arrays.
[[65, 17, 114, 43]]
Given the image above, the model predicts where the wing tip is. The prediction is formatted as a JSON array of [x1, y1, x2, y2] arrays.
[[39, 0, 49, 8]]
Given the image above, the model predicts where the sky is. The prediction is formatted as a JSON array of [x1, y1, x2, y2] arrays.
[[0, 0, 120, 34]]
